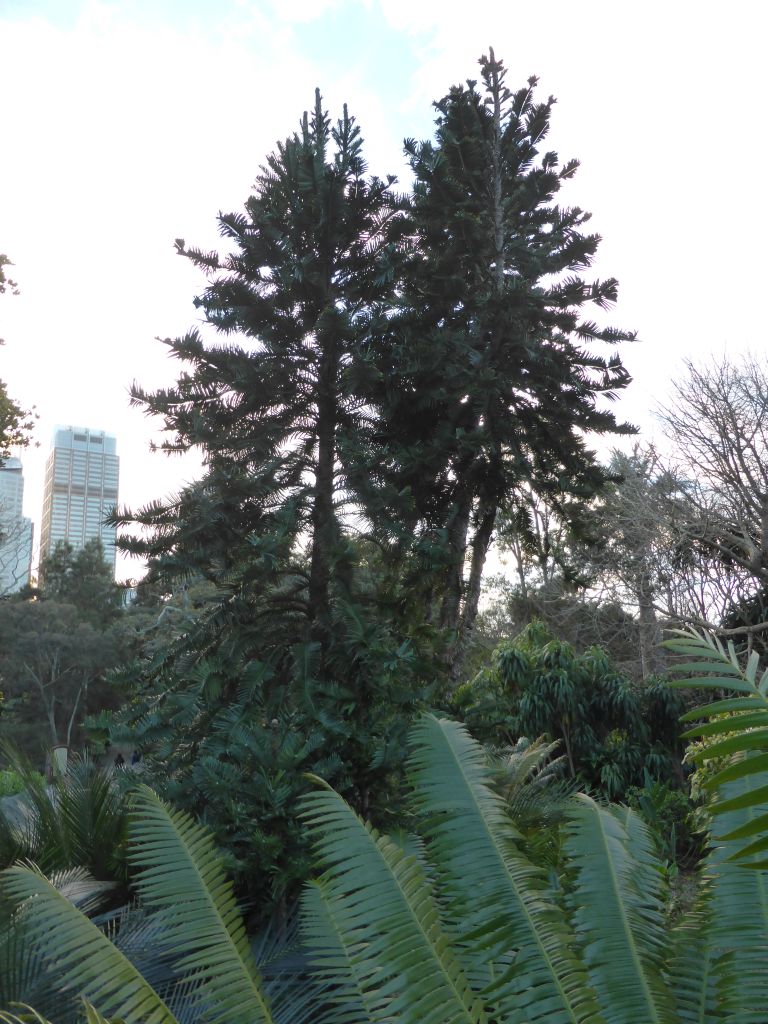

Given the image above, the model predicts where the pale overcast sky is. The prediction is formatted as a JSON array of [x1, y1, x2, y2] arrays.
[[1, 0, 765, 580]]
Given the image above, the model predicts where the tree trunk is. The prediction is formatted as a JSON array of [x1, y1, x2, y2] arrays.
[[309, 316, 338, 643], [439, 488, 473, 634], [450, 500, 497, 681], [66, 682, 86, 748], [637, 573, 665, 680]]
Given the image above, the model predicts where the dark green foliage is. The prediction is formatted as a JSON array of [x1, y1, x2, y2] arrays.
[[101, 89, 438, 915], [0, 768, 42, 798], [38, 541, 122, 627], [468, 575, 644, 681], [488, 736, 572, 868], [719, 585, 768, 659], [0, 753, 129, 887], [453, 621, 685, 800], [5, 713, 768, 1022], [115, 90, 406, 635], [0, 381, 33, 463], [625, 778, 704, 868], [376, 52, 635, 666], [101, 55, 636, 921], [0, 600, 132, 755], [108, 595, 434, 914]]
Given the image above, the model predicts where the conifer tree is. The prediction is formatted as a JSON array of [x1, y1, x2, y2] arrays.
[[109, 56, 638, 908], [121, 92, 405, 649], [111, 94, 425, 910], [380, 52, 635, 675]]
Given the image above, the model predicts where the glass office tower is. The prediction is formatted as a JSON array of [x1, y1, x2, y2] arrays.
[[40, 427, 119, 571]]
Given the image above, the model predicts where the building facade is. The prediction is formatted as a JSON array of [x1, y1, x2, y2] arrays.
[[0, 457, 34, 594], [40, 427, 119, 571]]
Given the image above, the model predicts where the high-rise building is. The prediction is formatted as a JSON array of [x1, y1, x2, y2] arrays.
[[0, 457, 34, 594], [40, 427, 119, 570]]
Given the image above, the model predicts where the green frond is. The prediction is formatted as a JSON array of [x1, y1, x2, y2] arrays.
[[128, 786, 275, 1024], [0, 865, 176, 1022], [666, 891, 720, 1024], [407, 715, 595, 1024], [0, 1004, 119, 1024], [83, 1005, 116, 1024], [564, 795, 675, 1024], [300, 782, 485, 1024], [0, 867, 114, 1013], [666, 628, 768, 863], [0, 1006, 53, 1024], [300, 879, 375, 1024], [704, 759, 768, 1022]]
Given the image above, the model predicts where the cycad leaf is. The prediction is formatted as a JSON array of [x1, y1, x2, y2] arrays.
[[0, 865, 175, 1022], [680, 697, 768, 721], [407, 715, 596, 1024], [704, 758, 768, 1022], [0, 867, 114, 1014], [300, 879, 376, 1024], [564, 795, 675, 1024], [666, 629, 768, 862], [128, 786, 274, 1024], [300, 781, 485, 1024], [666, 891, 720, 1024]]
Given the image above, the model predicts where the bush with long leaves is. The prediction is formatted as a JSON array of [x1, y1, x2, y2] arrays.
[[0, 752, 129, 885], [2, 713, 768, 1022]]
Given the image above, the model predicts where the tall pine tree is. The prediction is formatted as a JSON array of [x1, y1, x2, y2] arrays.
[[110, 95, 429, 911], [121, 92, 405, 648], [109, 55, 638, 908], [378, 51, 635, 675]]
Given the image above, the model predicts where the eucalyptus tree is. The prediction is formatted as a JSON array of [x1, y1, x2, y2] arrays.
[[380, 51, 635, 674]]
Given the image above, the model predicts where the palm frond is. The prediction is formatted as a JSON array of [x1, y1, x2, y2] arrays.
[[300, 780, 485, 1024], [0, 864, 176, 1023], [564, 795, 675, 1024], [0, 1006, 54, 1024], [127, 786, 276, 1024], [407, 715, 594, 1024]]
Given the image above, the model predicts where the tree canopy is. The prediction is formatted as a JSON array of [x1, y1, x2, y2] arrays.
[[100, 52, 638, 912]]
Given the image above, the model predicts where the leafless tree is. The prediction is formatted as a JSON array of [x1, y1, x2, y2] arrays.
[[0, 509, 33, 596], [654, 354, 768, 636]]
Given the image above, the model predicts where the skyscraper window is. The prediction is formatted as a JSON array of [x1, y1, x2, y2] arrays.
[[39, 427, 120, 572]]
